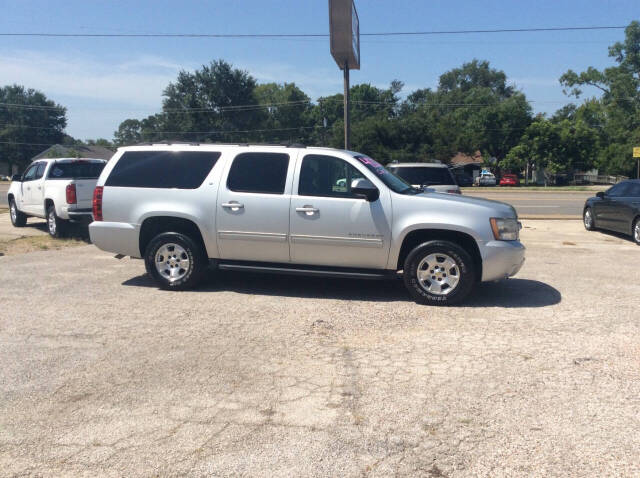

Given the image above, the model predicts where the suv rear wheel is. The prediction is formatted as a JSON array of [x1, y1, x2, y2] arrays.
[[403, 240, 475, 306], [9, 199, 27, 227], [144, 232, 207, 290]]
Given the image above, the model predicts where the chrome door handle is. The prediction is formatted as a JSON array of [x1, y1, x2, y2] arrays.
[[296, 206, 319, 216], [222, 202, 244, 210]]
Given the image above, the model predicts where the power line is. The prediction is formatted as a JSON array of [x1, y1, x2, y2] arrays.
[[0, 25, 627, 39]]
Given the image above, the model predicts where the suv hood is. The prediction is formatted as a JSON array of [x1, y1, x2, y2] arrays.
[[414, 190, 517, 218]]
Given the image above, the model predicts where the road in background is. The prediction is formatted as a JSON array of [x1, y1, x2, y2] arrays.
[[463, 188, 596, 217]]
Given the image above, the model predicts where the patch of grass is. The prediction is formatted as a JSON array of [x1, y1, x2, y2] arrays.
[[0, 234, 88, 256]]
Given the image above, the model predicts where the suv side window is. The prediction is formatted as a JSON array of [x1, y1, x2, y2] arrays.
[[298, 155, 364, 197], [35, 162, 46, 179], [105, 151, 221, 189], [22, 164, 38, 181], [607, 182, 630, 197], [227, 152, 289, 194]]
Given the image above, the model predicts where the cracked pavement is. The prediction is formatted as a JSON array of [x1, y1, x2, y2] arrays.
[[1, 220, 639, 477]]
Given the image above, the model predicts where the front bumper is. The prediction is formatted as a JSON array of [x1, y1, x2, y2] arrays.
[[480, 240, 525, 282]]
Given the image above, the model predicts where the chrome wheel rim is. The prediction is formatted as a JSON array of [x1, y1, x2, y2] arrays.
[[10, 202, 17, 222], [48, 210, 56, 235], [584, 209, 593, 229], [155, 243, 190, 282], [416, 253, 460, 296], [635, 222, 640, 243]]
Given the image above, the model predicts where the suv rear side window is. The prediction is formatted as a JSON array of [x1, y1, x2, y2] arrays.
[[227, 152, 289, 194], [48, 161, 105, 179], [106, 151, 220, 189]]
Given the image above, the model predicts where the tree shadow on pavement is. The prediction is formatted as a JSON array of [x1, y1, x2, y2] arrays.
[[123, 270, 561, 308]]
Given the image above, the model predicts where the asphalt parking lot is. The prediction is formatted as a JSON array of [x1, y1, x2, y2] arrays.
[[1, 219, 640, 477]]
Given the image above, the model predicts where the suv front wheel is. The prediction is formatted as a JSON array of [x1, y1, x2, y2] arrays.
[[403, 240, 475, 306], [144, 232, 207, 290]]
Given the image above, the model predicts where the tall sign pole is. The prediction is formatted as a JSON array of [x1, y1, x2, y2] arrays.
[[634, 147, 640, 179], [343, 63, 350, 149], [329, 0, 360, 150]]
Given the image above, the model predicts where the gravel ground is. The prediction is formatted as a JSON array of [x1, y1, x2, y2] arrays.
[[1, 220, 639, 477]]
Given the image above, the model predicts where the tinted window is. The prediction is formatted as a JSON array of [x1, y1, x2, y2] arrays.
[[627, 182, 640, 197], [22, 164, 38, 181], [299, 155, 365, 197], [35, 162, 46, 179], [48, 161, 105, 179], [607, 182, 630, 197], [106, 151, 220, 189], [390, 166, 455, 186], [227, 152, 289, 194]]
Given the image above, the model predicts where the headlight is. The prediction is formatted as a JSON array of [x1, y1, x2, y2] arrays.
[[490, 218, 520, 241]]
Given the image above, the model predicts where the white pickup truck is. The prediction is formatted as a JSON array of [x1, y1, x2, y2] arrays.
[[7, 158, 107, 237]]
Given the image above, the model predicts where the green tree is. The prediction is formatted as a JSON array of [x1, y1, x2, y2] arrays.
[[0, 84, 66, 171], [254, 82, 313, 143], [560, 21, 640, 176]]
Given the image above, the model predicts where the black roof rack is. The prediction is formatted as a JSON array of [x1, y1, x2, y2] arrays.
[[129, 140, 307, 148]]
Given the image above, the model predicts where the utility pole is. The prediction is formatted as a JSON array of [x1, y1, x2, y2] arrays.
[[343, 62, 350, 150]]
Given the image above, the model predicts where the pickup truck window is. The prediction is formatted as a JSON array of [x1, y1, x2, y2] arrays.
[[227, 152, 289, 195], [48, 161, 105, 180], [22, 164, 38, 181], [298, 155, 364, 197], [105, 151, 220, 189], [35, 162, 46, 179]]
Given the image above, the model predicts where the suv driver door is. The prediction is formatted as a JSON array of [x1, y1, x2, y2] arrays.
[[289, 154, 392, 269]]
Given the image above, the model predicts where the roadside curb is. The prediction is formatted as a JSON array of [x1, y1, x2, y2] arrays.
[[520, 215, 580, 220]]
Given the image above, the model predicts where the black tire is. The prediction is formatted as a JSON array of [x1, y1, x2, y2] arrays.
[[403, 240, 476, 306], [9, 199, 27, 227], [46, 205, 67, 238], [144, 232, 207, 290], [633, 217, 640, 246], [583, 207, 596, 231]]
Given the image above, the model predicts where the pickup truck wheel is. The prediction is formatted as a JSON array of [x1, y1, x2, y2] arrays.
[[403, 240, 475, 306], [47, 205, 67, 238], [9, 199, 27, 227], [144, 232, 206, 290]]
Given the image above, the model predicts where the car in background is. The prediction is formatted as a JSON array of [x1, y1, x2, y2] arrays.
[[474, 171, 497, 187], [7, 158, 107, 237], [583, 179, 640, 245], [0, 175, 11, 181], [386, 162, 461, 194], [499, 174, 519, 187], [451, 170, 474, 187]]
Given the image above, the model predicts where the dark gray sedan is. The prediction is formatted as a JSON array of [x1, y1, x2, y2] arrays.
[[583, 179, 640, 244]]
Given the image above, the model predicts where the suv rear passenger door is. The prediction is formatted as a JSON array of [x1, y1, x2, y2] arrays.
[[216, 151, 294, 263]]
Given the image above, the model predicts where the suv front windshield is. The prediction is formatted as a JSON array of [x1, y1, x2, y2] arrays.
[[353, 155, 417, 194]]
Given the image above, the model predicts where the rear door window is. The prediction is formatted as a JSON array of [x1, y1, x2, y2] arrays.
[[227, 153, 289, 194], [48, 161, 105, 179], [105, 151, 220, 189]]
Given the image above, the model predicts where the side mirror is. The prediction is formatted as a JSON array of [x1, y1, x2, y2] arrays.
[[11, 174, 22, 182], [596, 191, 605, 199], [351, 178, 380, 202]]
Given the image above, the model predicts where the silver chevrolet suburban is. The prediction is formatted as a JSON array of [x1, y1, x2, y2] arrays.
[[89, 144, 525, 305]]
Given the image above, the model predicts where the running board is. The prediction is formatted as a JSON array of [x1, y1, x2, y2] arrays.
[[216, 262, 394, 280]]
